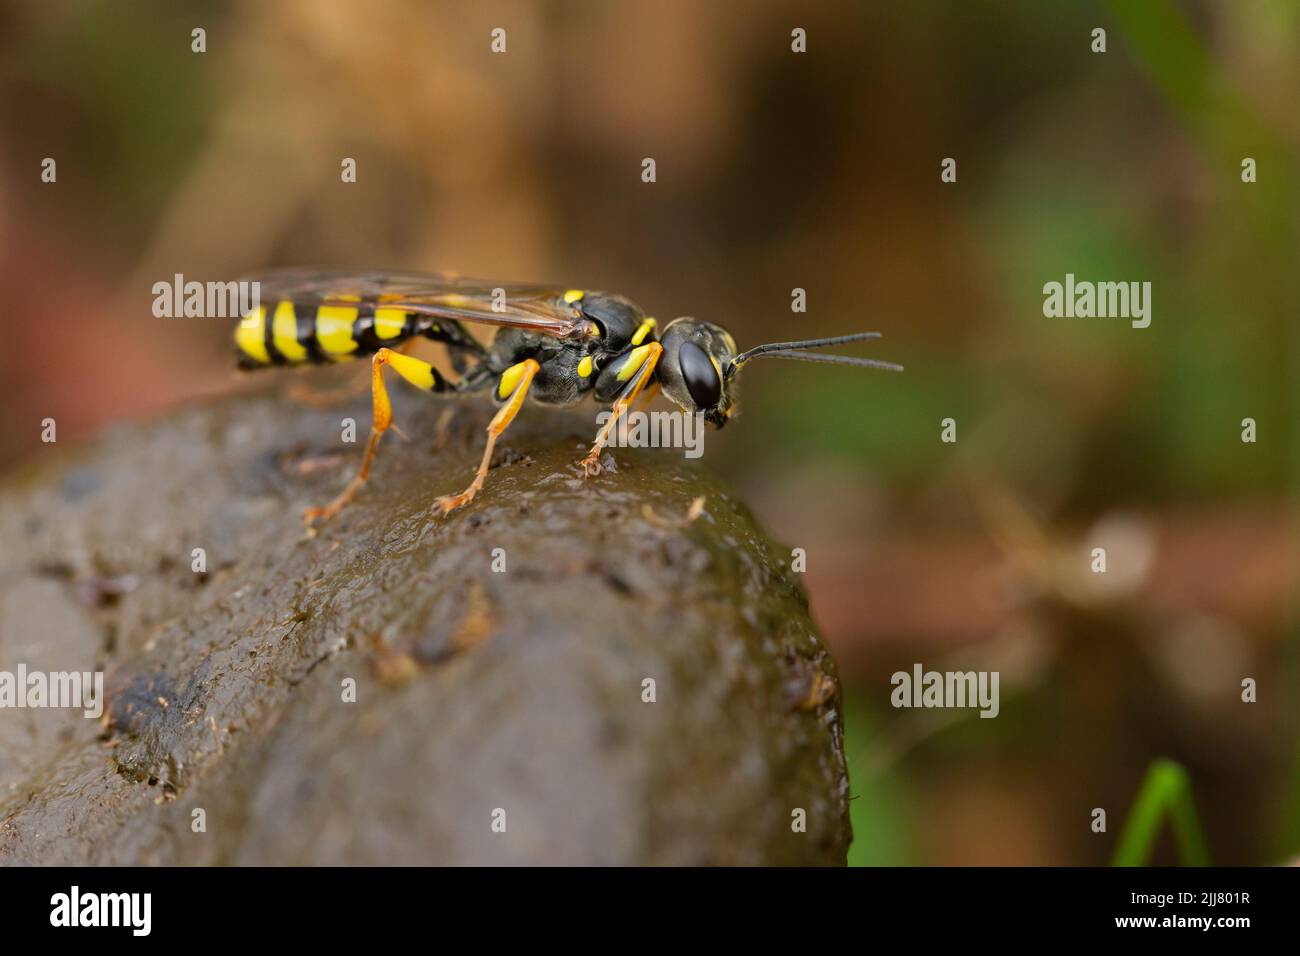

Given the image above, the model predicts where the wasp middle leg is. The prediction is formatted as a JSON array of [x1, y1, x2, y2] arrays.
[[303, 348, 458, 525], [434, 358, 540, 516]]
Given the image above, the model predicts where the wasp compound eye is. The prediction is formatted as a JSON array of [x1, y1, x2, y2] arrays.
[[678, 341, 721, 410]]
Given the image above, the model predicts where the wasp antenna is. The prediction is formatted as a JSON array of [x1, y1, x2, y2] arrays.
[[734, 331, 882, 362], [730, 331, 900, 375], [737, 351, 903, 372]]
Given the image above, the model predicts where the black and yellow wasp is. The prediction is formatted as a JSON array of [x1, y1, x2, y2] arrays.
[[233, 269, 902, 524]]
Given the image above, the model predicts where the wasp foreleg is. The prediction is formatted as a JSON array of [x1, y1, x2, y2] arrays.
[[581, 342, 663, 477], [303, 348, 455, 525], [434, 358, 540, 516]]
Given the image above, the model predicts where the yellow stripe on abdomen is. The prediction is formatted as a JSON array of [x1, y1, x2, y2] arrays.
[[271, 300, 308, 362], [373, 307, 407, 340], [316, 304, 360, 358], [235, 306, 270, 365]]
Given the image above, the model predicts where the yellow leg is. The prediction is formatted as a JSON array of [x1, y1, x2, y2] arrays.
[[288, 339, 419, 410], [303, 347, 450, 525], [581, 342, 662, 477], [434, 359, 540, 515]]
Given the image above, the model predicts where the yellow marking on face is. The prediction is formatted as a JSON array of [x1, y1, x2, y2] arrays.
[[577, 355, 594, 378], [631, 317, 657, 346], [373, 307, 407, 340], [271, 301, 307, 362], [617, 344, 653, 382], [386, 350, 436, 390], [709, 354, 723, 379], [234, 306, 269, 364], [497, 360, 530, 399], [316, 304, 360, 357], [563, 289, 584, 304]]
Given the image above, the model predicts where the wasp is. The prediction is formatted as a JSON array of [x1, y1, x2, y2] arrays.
[[232, 270, 902, 525]]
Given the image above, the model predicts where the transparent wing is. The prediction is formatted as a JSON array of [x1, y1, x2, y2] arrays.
[[241, 268, 597, 339]]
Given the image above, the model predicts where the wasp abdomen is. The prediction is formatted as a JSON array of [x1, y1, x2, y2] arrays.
[[235, 299, 417, 368]]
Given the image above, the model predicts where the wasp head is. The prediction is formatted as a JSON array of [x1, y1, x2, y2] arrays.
[[660, 320, 904, 427], [657, 319, 740, 427]]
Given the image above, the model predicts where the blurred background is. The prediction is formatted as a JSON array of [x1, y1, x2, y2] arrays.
[[0, 0, 1295, 864]]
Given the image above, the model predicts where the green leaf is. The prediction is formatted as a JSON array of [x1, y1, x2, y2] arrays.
[[1111, 758, 1210, 867]]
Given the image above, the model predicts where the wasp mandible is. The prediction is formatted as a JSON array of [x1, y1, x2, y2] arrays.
[[232, 270, 902, 524]]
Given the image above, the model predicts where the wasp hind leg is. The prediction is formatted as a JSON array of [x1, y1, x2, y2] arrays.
[[303, 347, 455, 525], [286, 339, 422, 410], [581, 343, 663, 476], [434, 358, 540, 516]]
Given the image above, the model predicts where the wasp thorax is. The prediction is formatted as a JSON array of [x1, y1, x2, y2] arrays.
[[577, 293, 646, 350], [658, 319, 737, 426]]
